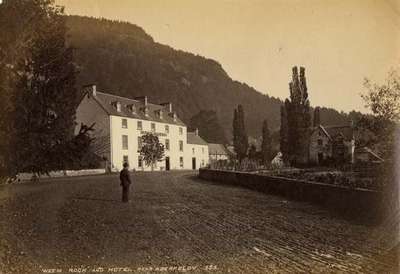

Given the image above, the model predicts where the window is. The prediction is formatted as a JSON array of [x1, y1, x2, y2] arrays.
[[137, 121, 142, 130], [128, 104, 136, 114], [122, 135, 128, 150], [202, 160, 205, 167], [123, 155, 129, 166], [318, 139, 323, 146], [179, 140, 183, 151], [192, 147, 195, 155], [165, 139, 170, 151], [179, 157, 184, 168], [165, 125, 169, 134], [138, 156, 142, 168], [151, 123, 156, 132], [202, 147, 205, 154], [122, 118, 128, 128], [138, 136, 142, 150], [179, 127, 183, 135]]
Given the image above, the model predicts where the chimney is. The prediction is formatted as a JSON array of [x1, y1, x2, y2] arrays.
[[135, 96, 148, 106], [195, 128, 199, 136], [84, 84, 97, 98], [143, 106, 149, 117], [161, 102, 173, 113]]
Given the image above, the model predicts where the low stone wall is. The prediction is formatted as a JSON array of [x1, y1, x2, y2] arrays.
[[17, 169, 106, 181], [199, 168, 384, 224]]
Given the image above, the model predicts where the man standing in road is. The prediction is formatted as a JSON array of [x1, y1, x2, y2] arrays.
[[119, 162, 132, 203]]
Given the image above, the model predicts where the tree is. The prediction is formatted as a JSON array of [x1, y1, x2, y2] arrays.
[[248, 144, 257, 160], [361, 69, 400, 252], [282, 66, 311, 166], [139, 133, 165, 171], [359, 69, 400, 158], [279, 105, 289, 164], [233, 105, 249, 163], [362, 69, 400, 122], [0, 0, 90, 178], [189, 110, 227, 143], [313, 106, 321, 127], [261, 119, 272, 165]]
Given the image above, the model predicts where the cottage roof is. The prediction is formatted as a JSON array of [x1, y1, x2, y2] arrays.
[[90, 91, 185, 126], [314, 124, 354, 141], [208, 143, 230, 155], [324, 125, 354, 141], [187, 132, 208, 145]]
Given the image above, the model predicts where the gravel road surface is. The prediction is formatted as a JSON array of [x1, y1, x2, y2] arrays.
[[0, 171, 397, 273]]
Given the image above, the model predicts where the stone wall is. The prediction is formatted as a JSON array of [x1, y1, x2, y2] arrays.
[[199, 168, 384, 224]]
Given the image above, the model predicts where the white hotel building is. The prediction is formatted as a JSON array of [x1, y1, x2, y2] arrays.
[[75, 85, 209, 171]]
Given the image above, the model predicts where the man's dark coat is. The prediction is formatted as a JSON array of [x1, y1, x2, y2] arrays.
[[119, 169, 132, 187]]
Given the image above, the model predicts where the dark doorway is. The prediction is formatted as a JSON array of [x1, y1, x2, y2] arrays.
[[192, 157, 196, 170], [165, 157, 170, 171]]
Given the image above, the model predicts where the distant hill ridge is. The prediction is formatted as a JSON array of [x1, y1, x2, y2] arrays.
[[67, 15, 359, 139]]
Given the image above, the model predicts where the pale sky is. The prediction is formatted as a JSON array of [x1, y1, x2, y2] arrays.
[[56, 0, 400, 113]]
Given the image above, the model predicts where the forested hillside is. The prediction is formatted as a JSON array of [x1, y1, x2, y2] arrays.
[[67, 16, 359, 138]]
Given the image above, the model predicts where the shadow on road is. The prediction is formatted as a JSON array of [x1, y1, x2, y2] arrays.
[[72, 196, 120, 203], [187, 174, 244, 189]]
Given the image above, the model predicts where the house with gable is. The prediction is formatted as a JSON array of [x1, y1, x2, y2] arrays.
[[309, 124, 355, 165]]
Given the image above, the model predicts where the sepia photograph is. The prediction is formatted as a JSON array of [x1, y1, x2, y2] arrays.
[[0, 0, 399, 273]]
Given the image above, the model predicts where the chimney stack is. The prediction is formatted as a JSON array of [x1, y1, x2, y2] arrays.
[[161, 102, 173, 113], [143, 106, 149, 117], [195, 128, 199, 136], [135, 96, 148, 106]]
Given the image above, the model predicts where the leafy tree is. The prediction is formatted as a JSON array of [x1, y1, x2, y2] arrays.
[[361, 69, 400, 252], [282, 66, 311, 166], [189, 110, 227, 143], [0, 0, 91, 178], [362, 70, 400, 122], [139, 133, 165, 171], [359, 69, 400, 158], [233, 105, 249, 163], [261, 119, 272, 164]]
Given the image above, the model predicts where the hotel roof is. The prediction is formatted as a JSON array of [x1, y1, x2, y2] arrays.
[[187, 132, 208, 146], [88, 91, 186, 126]]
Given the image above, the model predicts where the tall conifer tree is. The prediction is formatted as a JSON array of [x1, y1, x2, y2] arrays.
[[261, 119, 272, 164], [233, 105, 248, 163], [280, 104, 289, 164], [282, 66, 311, 165], [313, 106, 321, 127]]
